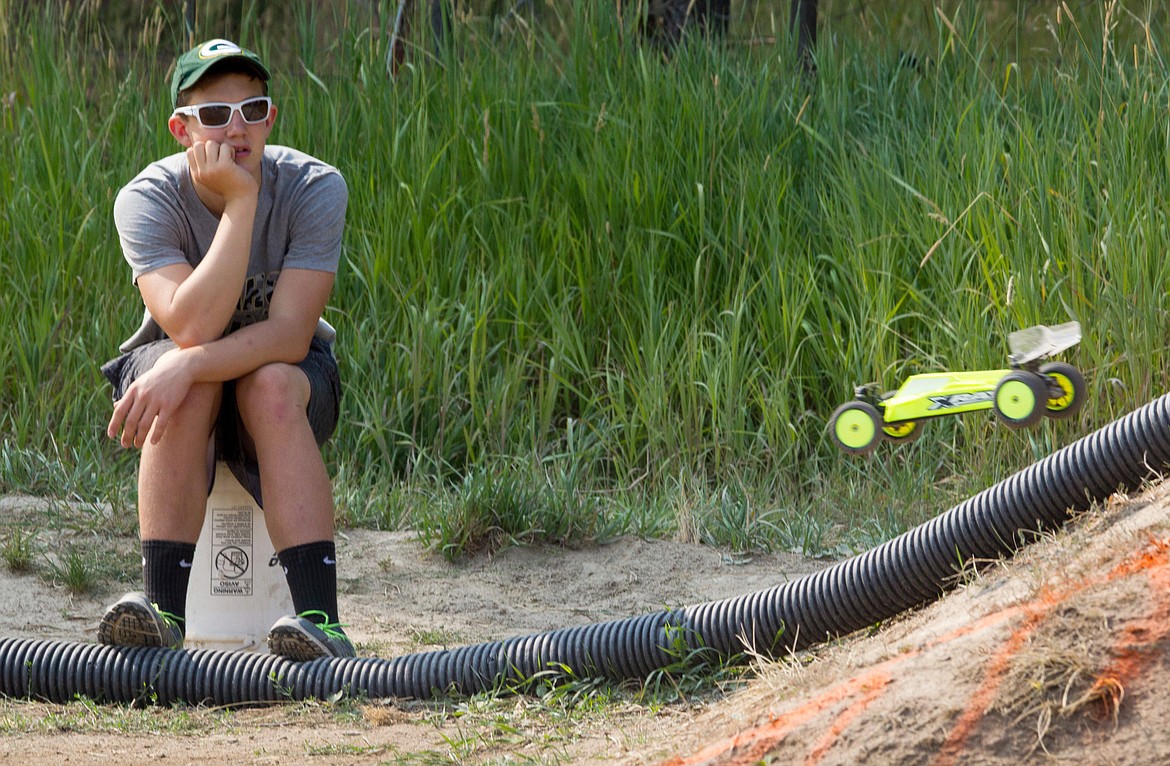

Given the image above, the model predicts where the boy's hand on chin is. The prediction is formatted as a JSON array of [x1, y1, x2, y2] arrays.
[[188, 139, 257, 201]]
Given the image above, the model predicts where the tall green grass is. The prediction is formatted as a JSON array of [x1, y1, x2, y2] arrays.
[[2, 1, 1168, 556]]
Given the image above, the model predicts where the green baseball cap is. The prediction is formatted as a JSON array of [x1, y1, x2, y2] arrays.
[[171, 39, 269, 107]]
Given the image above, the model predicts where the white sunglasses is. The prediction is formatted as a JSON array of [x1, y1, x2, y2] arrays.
[[172, 96, 272, 128]]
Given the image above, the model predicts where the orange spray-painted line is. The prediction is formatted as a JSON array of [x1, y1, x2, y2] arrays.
[[929, 596, 1056, 766], [931, 537, 1170, 766], [1081, 545, 1170, 721], [803, 672, 891, 766], [656, 669, 886, 766], [661, 537, 1170, 766], [659, 605, 1029, 766]]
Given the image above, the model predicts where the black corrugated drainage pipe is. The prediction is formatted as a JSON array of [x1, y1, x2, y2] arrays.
[[5, 393, 1170, 707]]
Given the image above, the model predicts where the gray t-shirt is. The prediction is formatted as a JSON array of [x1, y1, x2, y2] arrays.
[[113, 144, 346, 352]]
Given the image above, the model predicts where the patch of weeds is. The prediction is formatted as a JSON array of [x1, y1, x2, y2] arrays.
[[410, 626, 465, 649], [607, 491, 674, 540], [540, 448, 627, 546], [441, 695, 574, 760], [368, 641, 746, 765], [670, 477, 788, 555], [334, 471, 421, 531], [285, 695, 369, 725], [696, 485, 784, 555], [44, 547, 98, 594], [533, 671, 625, 716], [520, 634, 747, 724], [0, 696, 230, 735], [356, 638, 392, 657], [0, 440, 75, 496], [415, 461, 538, 561], [767, 504, 840, 558], [40, 496, 130, 539], [415, 456, 622, 561], [440, 729, 495, 761], [398, 681, 616, 762], [306, 742, 388, 757], [41, 545, 115, 595], [387, 750, 473, 766], [636, 627, 752, 708], [0, 439, 134, 512], [2, 528, 37, 572]]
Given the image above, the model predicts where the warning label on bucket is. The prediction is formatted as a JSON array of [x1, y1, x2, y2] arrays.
[[210, 506, 253, 596]]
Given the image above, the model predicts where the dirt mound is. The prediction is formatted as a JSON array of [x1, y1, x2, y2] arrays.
[[647, 484, 1170, 766]]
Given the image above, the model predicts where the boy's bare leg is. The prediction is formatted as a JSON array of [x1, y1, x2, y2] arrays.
[[234, 362, 335, 550], [137, 380, 222, 542], [235, 362, 353, 659], [99, 380, 220, 648]]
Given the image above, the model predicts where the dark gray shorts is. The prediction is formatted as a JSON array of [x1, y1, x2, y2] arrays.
[[100, 336, 340, 507]]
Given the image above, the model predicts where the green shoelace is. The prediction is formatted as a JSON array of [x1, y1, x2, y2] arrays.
[[297, 610, 350, 642]]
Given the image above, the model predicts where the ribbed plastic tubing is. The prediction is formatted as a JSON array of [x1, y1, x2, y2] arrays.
[[5, 393, 1170, 706]]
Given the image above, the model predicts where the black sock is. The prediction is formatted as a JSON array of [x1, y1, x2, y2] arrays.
[[277, 541, 340, 626], [141, 539, 196, 635]]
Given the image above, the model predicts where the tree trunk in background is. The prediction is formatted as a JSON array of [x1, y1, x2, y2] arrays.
[[644, 0, 730, 49], [790, 0, 817, 72], [645, 0, 816, 68]]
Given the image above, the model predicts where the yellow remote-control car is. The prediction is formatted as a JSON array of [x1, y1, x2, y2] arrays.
[[829, 322, 1086, 455]]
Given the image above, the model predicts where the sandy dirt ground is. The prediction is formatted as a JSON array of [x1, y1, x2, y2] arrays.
[[1, 479, 1168, 765]]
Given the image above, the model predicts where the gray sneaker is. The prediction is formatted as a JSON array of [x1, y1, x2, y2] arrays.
[[97, 592, 184, 650], [267, 611, 355, 661]]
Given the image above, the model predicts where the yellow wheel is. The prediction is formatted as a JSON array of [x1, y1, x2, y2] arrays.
[[882, 420, 923, 444], [829, 401, 883, 455], [993, 371, 1046, 428], [1039, 361, 1086, 420]]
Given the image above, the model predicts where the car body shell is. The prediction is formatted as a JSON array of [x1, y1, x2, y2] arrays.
[[879, 369, 1010, 423]]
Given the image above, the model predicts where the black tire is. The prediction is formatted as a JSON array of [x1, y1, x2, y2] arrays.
[[829, 401, 884, 455], [1038, 361, 1087, 421], [993, 371, 1047, 429]]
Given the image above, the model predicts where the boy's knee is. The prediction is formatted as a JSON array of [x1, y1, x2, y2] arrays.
[[236, 364, 309, 428]]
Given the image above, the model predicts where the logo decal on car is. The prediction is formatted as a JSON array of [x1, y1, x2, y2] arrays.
[[928, 391, 993, 410]]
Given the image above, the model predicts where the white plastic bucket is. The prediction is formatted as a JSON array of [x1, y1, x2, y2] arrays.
[[184, 461, 294, 652]]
